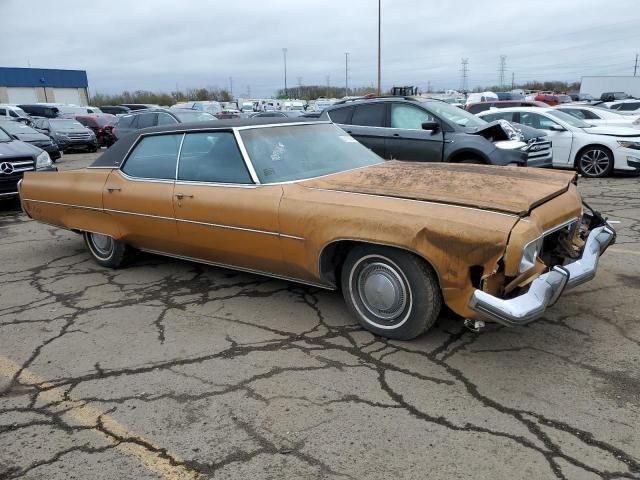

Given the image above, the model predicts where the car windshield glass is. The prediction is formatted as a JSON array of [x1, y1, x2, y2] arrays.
[[0, 128, 11, 142], [420, 100, 486, 127], [547, 110, 591, 128], [173, 112, 216, 122], [0, 122, 37, 134], [240, 123, 384, 183], [50, 120, 85, 130]]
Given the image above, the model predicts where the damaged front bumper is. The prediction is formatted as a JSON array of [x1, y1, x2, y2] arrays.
[[468, 224, 616, 327]]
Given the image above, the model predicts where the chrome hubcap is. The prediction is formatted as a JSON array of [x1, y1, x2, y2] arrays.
[[357, 262, 407, 320], [580, 149, 610, 176], [90, 233, 113, 256]]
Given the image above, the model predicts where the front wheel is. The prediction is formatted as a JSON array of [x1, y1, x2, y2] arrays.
[[341, 245, 442, 340], [83, 232, 130, 268], [577, 147, 613, 178]]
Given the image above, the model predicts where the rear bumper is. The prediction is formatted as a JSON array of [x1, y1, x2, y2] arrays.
[[468, 225, 616, 326]]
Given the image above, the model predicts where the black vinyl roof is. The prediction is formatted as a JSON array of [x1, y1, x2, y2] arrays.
[[91, 118, 319, 167]]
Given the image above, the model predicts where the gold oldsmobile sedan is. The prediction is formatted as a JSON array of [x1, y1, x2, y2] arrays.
[[19, 119, 615, 339]]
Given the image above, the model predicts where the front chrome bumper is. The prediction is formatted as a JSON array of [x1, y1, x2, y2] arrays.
[[468, 225, 616, 327]]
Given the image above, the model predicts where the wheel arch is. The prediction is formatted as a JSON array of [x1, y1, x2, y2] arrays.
[[447, 148, 490, 164], [573, 143, 614, 168], [318, 239, 442, 290]]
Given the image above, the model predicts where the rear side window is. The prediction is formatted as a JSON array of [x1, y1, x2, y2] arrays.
[[178, 132, 252, 184], [351, 104, 386, 127], [122, 134, 182, 179], [118, 116, 136, 128], [136, 113, 156, 128], [327, 106, 353, 124], [617, 102, 640, 111], [390, 104, 434, 129]]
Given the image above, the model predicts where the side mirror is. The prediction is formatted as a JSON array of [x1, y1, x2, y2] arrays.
[[549, 124, 566, 132], [421, 121, 439, 132]]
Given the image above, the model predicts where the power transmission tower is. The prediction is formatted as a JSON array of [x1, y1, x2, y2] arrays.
[[498, 55, 507, 88], [460, 58, 469, 93], [635, 53, 638, 76], [345, 52, 349, 97]]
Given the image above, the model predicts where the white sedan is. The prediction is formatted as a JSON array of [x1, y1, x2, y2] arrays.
[[478, 107, 640, 177], [554, 105, 640, 129]]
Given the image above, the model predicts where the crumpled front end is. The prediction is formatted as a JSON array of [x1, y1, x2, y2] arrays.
[[467, 195, 616, 326]]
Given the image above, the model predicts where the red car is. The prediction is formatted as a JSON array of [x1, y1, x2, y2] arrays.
[[534, 94, 573, 106], [465, 100, 548, 114], [72, 114, 118, 147], [214, 110, 241, 119]]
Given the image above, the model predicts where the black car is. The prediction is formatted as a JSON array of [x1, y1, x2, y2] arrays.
[[600, 92, 630, 102], [99, 105, 131, 115], [32, 118, 97, 152], [113, 109, 217, 140], [17, 104, 60, 118], [319, 96, 552, 167], [0, 127, 57, 200], [0, 120, 62, 161]]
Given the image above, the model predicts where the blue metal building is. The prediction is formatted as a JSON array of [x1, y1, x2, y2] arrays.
[[0, 67, 89, 105]]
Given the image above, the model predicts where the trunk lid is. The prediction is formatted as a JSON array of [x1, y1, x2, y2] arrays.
[[300, 161, 576, 216]]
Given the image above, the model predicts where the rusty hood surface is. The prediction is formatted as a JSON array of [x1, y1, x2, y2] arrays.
[[300, 161, 576, 216]]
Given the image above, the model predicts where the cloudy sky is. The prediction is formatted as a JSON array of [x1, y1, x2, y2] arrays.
[[3, 0, 639, 97]]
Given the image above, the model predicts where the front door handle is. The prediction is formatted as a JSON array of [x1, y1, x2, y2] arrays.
[[175, 193, 194, 200], [392, 133, 401, 137], [106, 187, 121, 193]]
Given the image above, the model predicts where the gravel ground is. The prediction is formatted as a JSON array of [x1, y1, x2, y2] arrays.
[[0, 150, 638, 480]]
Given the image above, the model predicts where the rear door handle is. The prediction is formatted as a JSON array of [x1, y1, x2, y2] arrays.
[[175, 193, 194, 199], [106, 187, 121, 193], [392, 133, 401, 137]]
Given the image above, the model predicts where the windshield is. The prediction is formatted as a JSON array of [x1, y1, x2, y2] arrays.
[[50, 119, 85, 130], [0, 121, 37, 134], [0, 127, 12, 142], [547, 110, 591, 128], [421, 100, 486, 127], [240, 123, 384, 183], [174, 111, 216, 122]]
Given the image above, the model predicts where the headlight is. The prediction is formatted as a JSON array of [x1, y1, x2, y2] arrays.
[[36, 151, 53, 170], [495, 140, 527, 150], [519, 237, 544, 273], [617, 140, 640, 150]]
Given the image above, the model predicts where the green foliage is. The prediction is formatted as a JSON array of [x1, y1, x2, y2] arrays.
[[90, 87, 232, 106]]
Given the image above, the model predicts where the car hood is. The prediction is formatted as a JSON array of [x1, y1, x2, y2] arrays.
[[582, 125, 640, 137], [300, 161, 576, 216], [14, 132, 51, 143], [0, 139, 41, 157]]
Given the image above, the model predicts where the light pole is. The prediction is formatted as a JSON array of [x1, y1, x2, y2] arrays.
[[282, 48, 288, 98], [377, 0, 381, 95], [345, 52, 349, 97]]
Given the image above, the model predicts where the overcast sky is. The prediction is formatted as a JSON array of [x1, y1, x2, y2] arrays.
[[3, 0, 639, 97]]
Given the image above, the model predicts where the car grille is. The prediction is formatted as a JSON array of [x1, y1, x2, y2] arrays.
[[66, 132, 92, 140], [0, 157, 34, 194], [523, 138, 552, 161]]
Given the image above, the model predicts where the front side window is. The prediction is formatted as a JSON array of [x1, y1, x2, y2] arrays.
[[9, 110, 19, 118], [351, 104, 386, 127], [240, 123, 384, 184], [617, 102, 640, 112], [420, 100, 486, 127], [178, 132, 252, 184], [391, 104, 434, 129], [122, 134, 182, 179]]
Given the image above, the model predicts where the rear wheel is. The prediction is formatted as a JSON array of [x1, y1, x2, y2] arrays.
[[576, 146, 613, 178], [83, 232, 130, 268], [341, 245, 442, 340]]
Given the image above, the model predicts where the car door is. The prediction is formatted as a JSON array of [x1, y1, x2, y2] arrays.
[[103, 133, 181, 253], [518, 112, 573, 166], [385, 103, 444, 162], [172, 131, 285, 273], [341, 103, 387, 158]]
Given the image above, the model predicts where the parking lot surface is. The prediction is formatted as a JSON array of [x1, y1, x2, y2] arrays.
[[1, 151, 639, 479]]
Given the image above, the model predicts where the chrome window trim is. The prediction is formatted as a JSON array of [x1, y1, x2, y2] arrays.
[[233, 129, 260, 184], [174, 133, 186, 180], [234, 121, 331, 131], [175, 180, 259, 189], [139, 248, 332, 290], [118, 170, 174, 184]]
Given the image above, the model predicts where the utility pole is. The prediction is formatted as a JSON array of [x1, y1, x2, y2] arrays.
[[377, 0, 381, 95], [460, 58, 469, 93], [499, 55, 507, 88], [345, 52, 349, 97], [282, 48, 288, 98], [326, 75, 330, 97], [511, 72, 515, 89], [635, 53, 638, 76]]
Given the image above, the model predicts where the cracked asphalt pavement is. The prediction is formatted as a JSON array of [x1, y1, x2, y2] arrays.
[[1, 151, 639, 479]]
